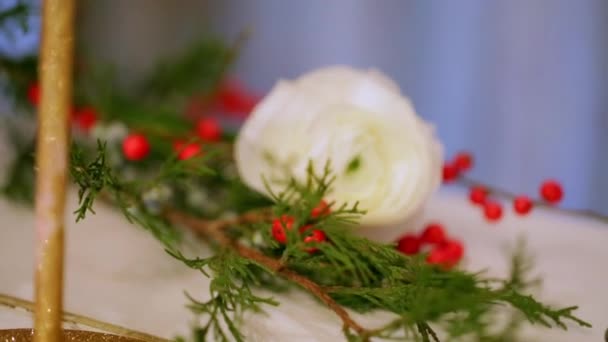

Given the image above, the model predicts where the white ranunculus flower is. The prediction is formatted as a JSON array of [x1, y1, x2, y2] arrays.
[[235, 66, 443, 226]]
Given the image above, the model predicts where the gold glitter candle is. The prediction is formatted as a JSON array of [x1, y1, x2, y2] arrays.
[[34, 0, 75, 340]]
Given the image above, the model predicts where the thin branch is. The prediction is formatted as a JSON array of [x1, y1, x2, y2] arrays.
[[0, 293, 170, 342], [165, 209, 370, 338], [458, 176, 608, 223]]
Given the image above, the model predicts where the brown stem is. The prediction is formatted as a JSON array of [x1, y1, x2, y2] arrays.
[[459, 176, 608, 223], [164, 210, 369, 337]]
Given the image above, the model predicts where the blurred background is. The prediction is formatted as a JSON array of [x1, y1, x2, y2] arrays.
[[2, 0, 607, 215]]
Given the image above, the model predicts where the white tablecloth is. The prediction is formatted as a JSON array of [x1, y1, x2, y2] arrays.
[[0, 190, 606, 341]]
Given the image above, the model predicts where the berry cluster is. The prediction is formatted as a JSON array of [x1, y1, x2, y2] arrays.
[[215, 80, 260, 117], [442, 151, 473, 182], [443, 151, 565, 222], [396, 223, 464, 269], [123, 117, 223, 162], [271, 200, 331, 253], [29, 79, 258, 163], [123, 80, 258, 161], [467, 181, 563, 222]]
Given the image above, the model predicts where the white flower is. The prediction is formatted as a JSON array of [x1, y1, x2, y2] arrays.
[[234, 66, 443, 226]]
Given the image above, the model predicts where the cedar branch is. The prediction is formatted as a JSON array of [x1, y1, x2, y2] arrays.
[[164, 209, 370, 337]]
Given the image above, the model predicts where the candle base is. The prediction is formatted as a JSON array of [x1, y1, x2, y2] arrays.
[[0, 329, 142, 341]]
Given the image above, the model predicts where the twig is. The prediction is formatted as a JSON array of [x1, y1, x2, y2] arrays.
[[165, 209, 370, 338], [0, 293, 170, 342], [458, 176, 608, 223]]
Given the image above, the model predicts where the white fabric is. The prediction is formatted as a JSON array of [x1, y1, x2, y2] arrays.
[[0, 190, 605, 341]]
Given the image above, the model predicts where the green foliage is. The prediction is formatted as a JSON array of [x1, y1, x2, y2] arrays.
[[0, 125, 35, 204], [0, 54, 37, 106], [0, 33, 239, 205], [70, 141, 211, 248], [69, 146, 590, 342], [0, 1, 31, 34], [78, 35, 237, 142], [0, 1, 38, 107], [71, 141, 121, 221], [140, 37, 237, 101], [345, 155, 361, 174], [76, 62, 193, 139], [170, 249, 278, 342], [266, 167, 589, 340]]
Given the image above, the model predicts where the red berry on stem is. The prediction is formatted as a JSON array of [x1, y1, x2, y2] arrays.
[[427, 240, 464, 270], [442, 163, 459, 183], [196, 117, 221, 142], [27, 82, 40, 106], [469, 186, 487, 205], [304, 229, 327, 253], [513, 195, 533, 215], [441, 239, 464, 262], [454, 152, 473, 172], [397, 234, 421, 255], [271, 215, 295, 244], [311, 200, 331, 218], [173, 140, 186, 152], [73, 107, 98, 133], [420, 223, 447, 245], [217, 80, 259, 115], [122, 133, 150, 161], [178, 143, 202, 160], [298, 224, 314, 234], [540, 180, 563, 204], [483, 201, 503, 222], [426, 247, 448, 266]]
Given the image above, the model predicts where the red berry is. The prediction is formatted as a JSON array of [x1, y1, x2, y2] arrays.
[[426, 247, 448, 266], [173, 140, 186, 152], [469, 186, 487, 205], [298, 224, 314, 234], [27, 82, 40, 106], [73, 107, 98, 133], [311, 200, 331, 218], [271, 215, 295, 244], [217, 80, 259, 115], [122, 134, 150, 161], [196, 117, 221, 142], [396, 234, 421, 255], [540, 180, 563, 204], [420, 223, 447, 245], [454, 152, 473, 171], [184, 97, 207, 120], [483, 201, 503, 222], [513, 196, 533, 215], [441, 239, 464, 262], [427, 240, 463, 270], [303, 229, 327, 253], [178, 143, 202, 160], [442, 163, 459, 183]]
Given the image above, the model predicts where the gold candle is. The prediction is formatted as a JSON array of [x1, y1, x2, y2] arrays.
[[34, 0, 76, 341]]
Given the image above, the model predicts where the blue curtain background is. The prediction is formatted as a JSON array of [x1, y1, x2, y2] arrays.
[[205, 0, 608, 215], [5, 0, 608, 214]]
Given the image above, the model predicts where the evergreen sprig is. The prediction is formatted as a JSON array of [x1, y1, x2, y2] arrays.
[[171, 250, 279, 342], [0, 0, 37, 106], [0, 119, 35, 203], [70, 143, 590, 342], [0, 1, 31, 33], [140, 37, 238, 101]]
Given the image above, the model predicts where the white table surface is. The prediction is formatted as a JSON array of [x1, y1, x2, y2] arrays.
[[0, 190, 606, 341]]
